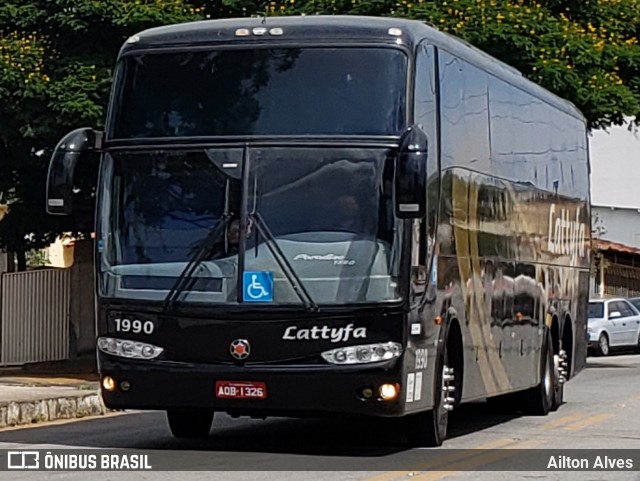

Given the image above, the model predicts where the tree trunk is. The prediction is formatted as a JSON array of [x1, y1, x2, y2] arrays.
[[4, 251, 16, 272], [15, 247, 26, 272]]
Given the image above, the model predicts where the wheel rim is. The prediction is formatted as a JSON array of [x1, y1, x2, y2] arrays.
[[543, 350, 553, 398], [600, 335, 609, 355], [437, 347, 452, 436]]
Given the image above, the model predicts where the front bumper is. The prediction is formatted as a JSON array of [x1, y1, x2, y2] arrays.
[[99, 354, 407, 417]]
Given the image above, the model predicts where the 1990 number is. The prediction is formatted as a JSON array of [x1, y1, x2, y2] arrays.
[[113, 318, 154, 335]]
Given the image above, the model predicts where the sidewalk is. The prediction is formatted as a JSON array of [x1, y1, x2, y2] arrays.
[[0, 357, 110, 429]]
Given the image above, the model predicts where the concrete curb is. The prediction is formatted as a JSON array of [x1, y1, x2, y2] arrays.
[[0, 391, 108, 429]]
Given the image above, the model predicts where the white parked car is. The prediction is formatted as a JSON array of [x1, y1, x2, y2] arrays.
[[588, 298, 640, 356]]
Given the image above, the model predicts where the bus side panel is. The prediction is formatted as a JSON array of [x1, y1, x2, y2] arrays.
[[434, 46, 590, 403], [572, 270, 590, 376]]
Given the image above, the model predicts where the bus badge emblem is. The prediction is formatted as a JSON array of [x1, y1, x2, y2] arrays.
[[230, 339, 251, 360]]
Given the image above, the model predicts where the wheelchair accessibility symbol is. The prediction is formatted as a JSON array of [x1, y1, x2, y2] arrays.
[[243, 272, 274, 302]]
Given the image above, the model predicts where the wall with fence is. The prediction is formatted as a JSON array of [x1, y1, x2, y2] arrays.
[[0, 269, 71, 366]]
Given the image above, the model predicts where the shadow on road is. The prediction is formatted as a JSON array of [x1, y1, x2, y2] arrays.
[[0, 401, 521, 458]]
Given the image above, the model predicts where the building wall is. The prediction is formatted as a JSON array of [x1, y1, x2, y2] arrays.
[[589, 121, 640, 209], [45, 238, 75, 268], [592, 206, 640, 249]]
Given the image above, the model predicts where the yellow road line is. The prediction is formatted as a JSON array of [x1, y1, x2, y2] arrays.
[[540, 412, 587, 430], [360, 438, 519, 481], [408, 439, 544, 481], [562, 413, 614, 431]]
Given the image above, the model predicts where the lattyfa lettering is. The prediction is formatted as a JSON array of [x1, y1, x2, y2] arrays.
[[282, 323, 367, 343], [547, 204, 586, 264]]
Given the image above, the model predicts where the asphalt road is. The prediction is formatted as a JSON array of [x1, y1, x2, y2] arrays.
[[1, 354, 640, 480]]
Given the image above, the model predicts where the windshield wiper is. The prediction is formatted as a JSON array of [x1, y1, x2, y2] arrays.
[[163, 214, 231, 311], [250, 212, 319, 312]]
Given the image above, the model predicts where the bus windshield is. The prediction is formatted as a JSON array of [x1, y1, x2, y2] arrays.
[[97, 148, 402, 307], [110, 47, 407, 138]]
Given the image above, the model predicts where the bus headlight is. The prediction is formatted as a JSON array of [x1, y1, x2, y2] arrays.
[[321, 342, 402, 365], [97, 337, 164, 360]]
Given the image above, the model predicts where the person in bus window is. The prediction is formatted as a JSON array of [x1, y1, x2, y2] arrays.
[[225, 218, 254, 256]]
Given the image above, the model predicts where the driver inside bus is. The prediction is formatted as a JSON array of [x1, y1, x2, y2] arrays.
[[226, 218, 253, 255]]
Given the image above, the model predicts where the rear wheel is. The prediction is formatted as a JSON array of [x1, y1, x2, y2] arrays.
[[635, 332, 640, 354], [521, 331, 555, 416], [551, 348, 568, 411], [167, 409, 214, 439]]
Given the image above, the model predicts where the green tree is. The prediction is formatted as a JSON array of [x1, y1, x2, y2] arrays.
[[393, 0, 640, 129], [248, 0, 640, 128], [2, 0, 640, 268], [0, 1, 202, 269]]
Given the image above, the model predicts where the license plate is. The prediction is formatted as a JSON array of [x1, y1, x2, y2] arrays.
[[215, 381, 267, 399]]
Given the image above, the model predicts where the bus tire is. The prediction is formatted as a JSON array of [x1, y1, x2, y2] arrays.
[[167, 409, 214, 439], [521, 331, 555, 416], [406, 336, 452, 447]]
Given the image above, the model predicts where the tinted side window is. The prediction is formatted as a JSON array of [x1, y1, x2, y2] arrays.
[[414, 42, 440, 266], [622, 300, 638, 316], [438, 51, 490, 170], [610, 301, 629, 317], [630, 299, 640, 311], [588, 302, 604, 318]]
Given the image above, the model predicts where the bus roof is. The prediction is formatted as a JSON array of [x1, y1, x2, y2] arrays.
[[122, 15, 585, 122]]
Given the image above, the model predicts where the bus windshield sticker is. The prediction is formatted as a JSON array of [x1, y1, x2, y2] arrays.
[[243, 272, 274, 302], [406, 373, 416, 403], [414, 372, 423, 402]]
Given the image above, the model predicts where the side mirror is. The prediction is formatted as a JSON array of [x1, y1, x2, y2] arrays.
[[609, 311, 621, 319], [395, 125, 428, 219], [46, 128, 102, 215]]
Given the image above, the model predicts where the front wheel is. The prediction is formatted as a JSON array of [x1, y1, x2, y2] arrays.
[[597, 333, 610, 357], [167, 409, 214, 439], [406, 342, 454, 447]]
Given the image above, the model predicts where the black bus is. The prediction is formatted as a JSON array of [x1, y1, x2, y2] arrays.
[[46, 15, 591, 447]]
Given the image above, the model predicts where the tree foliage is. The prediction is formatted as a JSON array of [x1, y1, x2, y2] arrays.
[[1, 0, 639, 268], [396, 0, 640, 129], [0, 1, 202, 267], [261, 0, 640, 128]]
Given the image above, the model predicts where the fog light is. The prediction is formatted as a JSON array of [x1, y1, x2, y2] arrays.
[[120, 381, 131, 391], [362, 387, 374, 399], [102, 376, 116, 392], [379, 383, 398, 401]]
